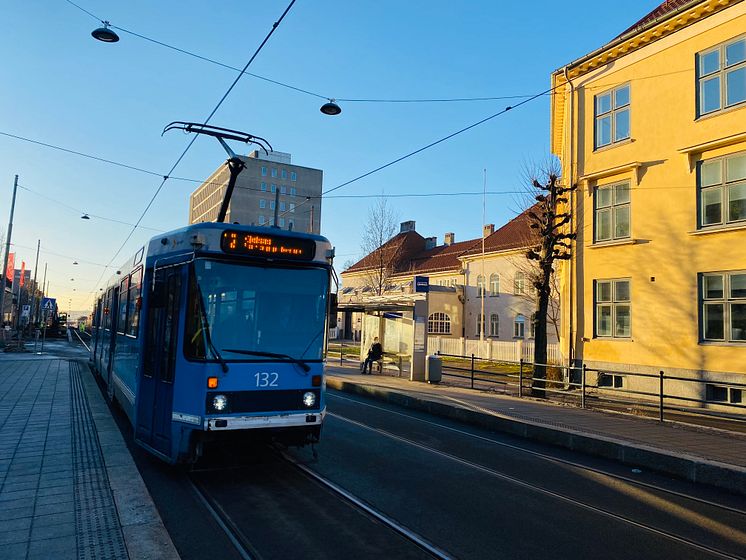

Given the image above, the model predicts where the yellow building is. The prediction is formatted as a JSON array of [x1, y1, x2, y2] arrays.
[[551, 0, 746, 406]]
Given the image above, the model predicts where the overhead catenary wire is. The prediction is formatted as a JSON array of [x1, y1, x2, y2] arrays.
[[63, 0, 545, 105], [86, 0, 298, 304]]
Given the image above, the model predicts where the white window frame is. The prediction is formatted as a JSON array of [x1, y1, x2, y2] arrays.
[[290, 186, 297, 196], [697, 152, 746, 229], [489, 273, 500, 296], [271, 168, 277, 178], [271, 184, 277, 193], [594, 83, 631, 149], [476, 313, 485, 337], [514, 272, 525, 295], [594, 182, 631, 242], [697, 36, 746, 117], [261, 166, 267, 176], [281, 169, 287, 179], [595, 278, 631, 339], [490, 313, 499, 337], [259, 199, 266, 209], [476, 275, 485, 298], [427, 312, 451, 335], [261, 182, 267, 192], [701, 270, 746, 343], [281, 185, 287, 194], [513, 315, 525, 339], [291, 171, 297, 181]]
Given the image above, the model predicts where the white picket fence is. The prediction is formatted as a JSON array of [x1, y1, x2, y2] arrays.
[[427, 337, 563, 365]]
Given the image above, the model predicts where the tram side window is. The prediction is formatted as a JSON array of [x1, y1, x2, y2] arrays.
[[104, 289, 113, 330], [116, 277, 130, 335], [126, 268, 142, 337]]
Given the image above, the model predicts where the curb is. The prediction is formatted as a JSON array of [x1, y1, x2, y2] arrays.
[[327, 377, 746, 497], [78, 360, 181, 560]]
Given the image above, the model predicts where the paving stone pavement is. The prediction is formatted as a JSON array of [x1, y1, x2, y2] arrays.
[[0, 358, 178, 560]]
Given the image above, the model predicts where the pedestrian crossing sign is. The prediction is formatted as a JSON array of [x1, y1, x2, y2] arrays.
[[41, 298, 56, 311]]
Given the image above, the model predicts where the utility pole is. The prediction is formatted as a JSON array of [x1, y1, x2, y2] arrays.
[[0, 175, 18, 327]]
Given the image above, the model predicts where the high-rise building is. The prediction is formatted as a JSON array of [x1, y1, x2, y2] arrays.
[[188, 150, 323, 233]]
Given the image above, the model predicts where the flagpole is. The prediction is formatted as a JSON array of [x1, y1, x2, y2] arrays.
[[0, 175, 18, 327]]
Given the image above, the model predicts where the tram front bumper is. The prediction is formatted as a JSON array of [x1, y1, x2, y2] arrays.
[[204, 408, 326, 431]]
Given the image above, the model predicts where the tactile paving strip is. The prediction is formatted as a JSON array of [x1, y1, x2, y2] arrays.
[[70, 362, 129, 560]]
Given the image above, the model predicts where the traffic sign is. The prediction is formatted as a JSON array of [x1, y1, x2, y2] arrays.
[[41, 297, 56, 311]]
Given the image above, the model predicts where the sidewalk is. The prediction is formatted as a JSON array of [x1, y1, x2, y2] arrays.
[[0, 355, 179, 560], [326, 364, 746, 497]]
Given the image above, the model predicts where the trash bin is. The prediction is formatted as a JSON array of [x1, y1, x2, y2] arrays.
[[426, 355, 442, 384]]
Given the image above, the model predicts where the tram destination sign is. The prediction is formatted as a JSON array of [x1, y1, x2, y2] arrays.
[[220, 230, 316, 260]]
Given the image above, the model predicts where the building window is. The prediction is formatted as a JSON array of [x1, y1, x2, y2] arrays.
[[599, 372, 625, 389], [513, 315, 525, 338], [706, 384, 743, 403], [698, 152, 746, 228], [595, 279, 631, 338], [290, 203, 295, 213], [268, 217, 275, 226], [476, 314, 485, 337], [281, 169, 287, 179], [490, 313, 499, 337], [271, 184, 277, 193], [271, 168, 277, 178], [280, 185, 287, 194], [290, 186, 297, 196], [261, 182, 267, 191], [489, 273, 500, 296], [261, 166, 267, 176], [279, 217, 285, 227], [291, 171, 297, 181], [514, 272, 525, 295], [428, 312, 451, 335], [259, 215, 266, 225], [701, 271, 746, 342], [270, 200, 275, 210], [595, 182, 631, 242], [595, 84, 630, 149], [280, 202, 286, 212], [697, 36, 746, 117], [259, 199, 266, 209], [476, 275, 485, 298]]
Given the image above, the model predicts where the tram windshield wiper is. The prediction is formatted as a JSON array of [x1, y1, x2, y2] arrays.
[[221, 349, 311, 373], [190, 266, 229, 373]]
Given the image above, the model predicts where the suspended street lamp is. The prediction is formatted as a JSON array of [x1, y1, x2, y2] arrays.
[[320, 99, 342, 116], [91, 21, 119, 43], [81, 213, 90, 220]]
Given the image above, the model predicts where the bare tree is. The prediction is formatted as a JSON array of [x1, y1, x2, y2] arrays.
[[525, 172, 576, 397], [360, 199, 400, 296], [509, 254, 562, 342]]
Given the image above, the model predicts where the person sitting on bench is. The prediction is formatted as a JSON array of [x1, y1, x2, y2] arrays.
[[361, 337, 383, 374]]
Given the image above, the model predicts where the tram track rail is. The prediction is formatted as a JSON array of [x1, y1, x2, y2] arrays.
[[326, 404, 746, 560], [71, 327, 91, 352], [328, 392, 746, 517]]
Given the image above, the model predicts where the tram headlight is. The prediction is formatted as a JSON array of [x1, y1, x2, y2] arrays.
[[212, 394, 228, 412], [302, 391, 316, 408]]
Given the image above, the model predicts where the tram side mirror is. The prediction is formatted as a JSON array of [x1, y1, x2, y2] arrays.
[[329, 293, 338, 318]]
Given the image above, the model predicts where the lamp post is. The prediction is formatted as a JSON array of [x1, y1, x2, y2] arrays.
[[0, 175, 18, 328]]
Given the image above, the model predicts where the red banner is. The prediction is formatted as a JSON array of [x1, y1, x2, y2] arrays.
[[20, 261, 25, 287], [6, 252, 13, 282]]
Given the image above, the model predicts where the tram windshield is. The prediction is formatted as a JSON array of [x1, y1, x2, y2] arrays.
[[185, 259, 329, 363]]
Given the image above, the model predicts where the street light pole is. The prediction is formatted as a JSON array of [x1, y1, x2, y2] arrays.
[[30, 239, 40, 330], [0, 175, 18, 326]]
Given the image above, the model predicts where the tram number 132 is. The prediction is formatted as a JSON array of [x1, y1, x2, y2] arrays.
[[255, 372, 279, 387]]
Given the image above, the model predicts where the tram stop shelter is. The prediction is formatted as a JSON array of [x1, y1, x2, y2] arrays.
[[337, 290, 429, 381]]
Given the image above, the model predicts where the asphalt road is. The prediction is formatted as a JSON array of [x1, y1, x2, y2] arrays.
[[60, 334, 746, 559]]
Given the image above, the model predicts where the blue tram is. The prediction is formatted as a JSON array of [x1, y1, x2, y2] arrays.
[[90, 223, 335, 464]]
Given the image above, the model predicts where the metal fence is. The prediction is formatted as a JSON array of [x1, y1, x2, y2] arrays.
[[428, 337, 563, 364], [435, 352, 746, 429]]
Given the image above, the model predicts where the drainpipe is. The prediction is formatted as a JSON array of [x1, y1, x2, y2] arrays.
[[563, 65, 576, 368]]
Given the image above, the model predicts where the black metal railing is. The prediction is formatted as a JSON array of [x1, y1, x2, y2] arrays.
[[435, 351, 746, 429]]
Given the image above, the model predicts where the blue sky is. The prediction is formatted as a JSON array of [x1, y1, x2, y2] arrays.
[[0, 0, 660, 314]]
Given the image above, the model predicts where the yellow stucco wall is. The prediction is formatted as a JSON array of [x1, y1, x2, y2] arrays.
[[554, 2, 746, 376]]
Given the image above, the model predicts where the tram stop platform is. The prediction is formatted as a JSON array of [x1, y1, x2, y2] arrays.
[[0, 355, 179, 560], [326, 364, 746, 497]]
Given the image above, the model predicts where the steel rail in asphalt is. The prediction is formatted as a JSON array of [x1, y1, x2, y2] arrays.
[[71, 328, 91, 352], [328, 392, 746, 517], [277, 448, 455, 560], [329, 410, 745, 560], [187, 475, 262, 560]]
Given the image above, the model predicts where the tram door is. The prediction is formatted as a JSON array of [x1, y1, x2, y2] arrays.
[[136, 267, 181, 457]]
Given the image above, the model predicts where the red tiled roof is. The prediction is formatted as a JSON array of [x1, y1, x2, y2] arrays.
[[616, 0, 694, 39], [342, 206, 539, 277], [461, 206, 538, 257]]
